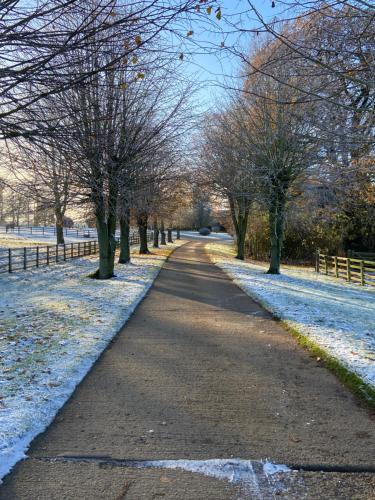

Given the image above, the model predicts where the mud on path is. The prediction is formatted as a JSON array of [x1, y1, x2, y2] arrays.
[[1, 241, 374, 499]]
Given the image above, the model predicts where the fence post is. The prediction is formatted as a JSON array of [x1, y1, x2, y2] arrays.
[[63, 244, 66, 261], [78, 242, 81, 257], [315, 251, 320, 273], [347, 258, 351, 282], [360, 260, 365, 286], [334, 256, 338, 277], [23, 247, 27, 270], [71, 243, 74, 258], [36, 246, 39, 267], [8, 248, 12, 272], [56, 245, 58, 262], [89, 241, 92, 255], [84, 241, 87, 255], [324, 255, 328, 275]]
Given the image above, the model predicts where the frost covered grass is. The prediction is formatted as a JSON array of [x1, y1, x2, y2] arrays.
[[179, 230, 233, 241], [0, 236, 52, 248], [0, 240, 185, 480], [0, 232, 97, 249], [206, 242, 375, 403]]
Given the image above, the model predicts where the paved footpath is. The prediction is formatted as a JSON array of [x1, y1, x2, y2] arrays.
[[1, 241, 374, 499]]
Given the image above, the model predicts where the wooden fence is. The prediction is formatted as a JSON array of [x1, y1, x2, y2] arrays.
[[316, 252, 375, 287], [0, 231, 153, 274], [0, 224, 98, 239]]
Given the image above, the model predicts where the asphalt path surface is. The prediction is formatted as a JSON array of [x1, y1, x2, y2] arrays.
[[1, 240, 374, 499]]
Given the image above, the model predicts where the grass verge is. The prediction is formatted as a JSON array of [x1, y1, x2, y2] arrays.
[[282, 321, 375, 409], [243, 281, 375, 409], [205, 245, 375, 410]]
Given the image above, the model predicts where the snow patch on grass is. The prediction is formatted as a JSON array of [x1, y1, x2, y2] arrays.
[[0, 232, 98, 249], [179, 231, 233, 241], [206, 242, 375, 390], [0, 241, 185, 480]]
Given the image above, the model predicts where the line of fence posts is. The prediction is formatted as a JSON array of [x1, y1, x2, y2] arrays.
[[5, 241, 96, 273], [3, 230, 156, 273], [2, 224, 94, 239], [316, 250, 374, 286]]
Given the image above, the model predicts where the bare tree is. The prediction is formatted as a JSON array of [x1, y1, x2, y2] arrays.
[[238, 40, 317, 273], [113, 67, 196, 259], [0, 0, 219, 139], [225, 2, 374, 148], [3, 141, 76, 243], [200, 109, 255, 260]]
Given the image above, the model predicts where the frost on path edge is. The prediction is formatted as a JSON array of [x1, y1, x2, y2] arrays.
[[0, 242, 184, 481], [206, 242, 375, 392]]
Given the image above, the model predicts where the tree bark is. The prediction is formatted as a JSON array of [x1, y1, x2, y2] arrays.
[[228, 195, 249, 260], [236, 210, 249, 260], [119, 209, 130, 264], [93, 182, 118, 279], [55, 210, 65, 245], [153, 216, 159, 248], [267, 193, 286, 274], [138, 212, 150, 254], [167, 228, 173, 243], [160, 219, 166, 245], [95, 215, 117, 279]]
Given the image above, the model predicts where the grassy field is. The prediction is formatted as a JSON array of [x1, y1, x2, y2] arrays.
[[0, 236, 49, 249]]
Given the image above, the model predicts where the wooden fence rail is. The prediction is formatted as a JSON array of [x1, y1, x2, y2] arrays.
[[0, 224, 99, 239], [316, 252, 375, 287], [0, 231, 153, 274]]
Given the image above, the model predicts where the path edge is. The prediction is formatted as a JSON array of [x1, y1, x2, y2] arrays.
[[0, 241, 189, 482], [204, 246, 375, 410]]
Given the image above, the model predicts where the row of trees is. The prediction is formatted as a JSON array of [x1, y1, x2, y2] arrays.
[[200, 3, 374, 273], [1, 1, 373, 277], [0, 0, 222, 278]]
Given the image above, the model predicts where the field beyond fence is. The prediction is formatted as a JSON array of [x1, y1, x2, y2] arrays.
[[316, 252, 375, 287], [0, 224, 99, 239]]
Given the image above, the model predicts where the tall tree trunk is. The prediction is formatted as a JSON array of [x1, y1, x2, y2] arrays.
[[138, 212, 150, 254], [235, 208, 249, 260], [167, 228, 173, 243], [160, 219, 166, 245], [153, 216, 159, 248], [119, 209, 130, 264], [94, 184, 118, 279], [55, 210, 65, 245], [228, 195, 249, 260], [95, 216, 117, 278], [267, 193, 286, 274]]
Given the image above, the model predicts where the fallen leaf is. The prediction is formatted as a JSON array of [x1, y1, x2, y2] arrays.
[[289, 435, 301, 443]]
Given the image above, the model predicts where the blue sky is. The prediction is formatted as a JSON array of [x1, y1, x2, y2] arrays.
[[179, 0, 284, 110]]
